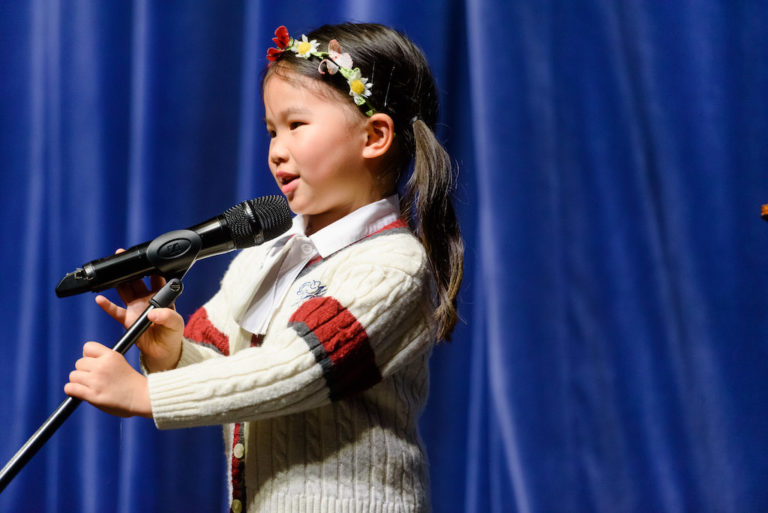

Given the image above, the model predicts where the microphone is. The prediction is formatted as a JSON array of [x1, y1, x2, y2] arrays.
[[55, 195, 293, 297]]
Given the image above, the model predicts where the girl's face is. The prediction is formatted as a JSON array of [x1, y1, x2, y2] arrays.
[[263, 71, 382, 234]]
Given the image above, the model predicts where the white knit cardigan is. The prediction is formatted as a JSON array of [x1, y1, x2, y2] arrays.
[[147, 221, 436, 513]]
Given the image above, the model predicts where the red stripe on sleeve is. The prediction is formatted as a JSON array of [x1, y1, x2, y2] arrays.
[[184, 307, 230, 356], [289, 297, 382, 400]]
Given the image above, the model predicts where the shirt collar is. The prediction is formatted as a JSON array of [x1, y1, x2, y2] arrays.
[[287, 195, 401, 258]]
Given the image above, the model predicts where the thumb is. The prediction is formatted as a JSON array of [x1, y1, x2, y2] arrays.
[[147, 308, 184, 332], [83, 341, 110, 357]]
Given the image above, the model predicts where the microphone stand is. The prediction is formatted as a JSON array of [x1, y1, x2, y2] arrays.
[[0, 226, 208, 493], [0, 277, 183, 493], [0, 227, 204, 492]]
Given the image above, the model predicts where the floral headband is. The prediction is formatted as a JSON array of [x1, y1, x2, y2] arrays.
[[267, 26, 376, 117]]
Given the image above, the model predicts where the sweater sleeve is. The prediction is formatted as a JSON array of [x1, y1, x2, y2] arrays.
[[147, 234, 435, 429]]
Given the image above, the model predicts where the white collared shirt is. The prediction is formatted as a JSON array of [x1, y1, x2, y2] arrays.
[[238, 195, 401, 335]]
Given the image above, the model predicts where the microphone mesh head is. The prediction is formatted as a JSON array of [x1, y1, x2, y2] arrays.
[[225, 195, 292, 248], [248, 195, 293, 241]]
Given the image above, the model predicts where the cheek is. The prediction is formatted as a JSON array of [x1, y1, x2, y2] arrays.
[[295, 139, 328, 168], [298, 133, 358, 176]]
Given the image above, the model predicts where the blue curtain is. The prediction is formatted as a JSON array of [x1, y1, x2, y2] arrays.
[[1, 1, 767, 512]]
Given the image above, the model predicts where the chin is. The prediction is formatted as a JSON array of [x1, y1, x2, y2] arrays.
[[285, 197, 310, 214]]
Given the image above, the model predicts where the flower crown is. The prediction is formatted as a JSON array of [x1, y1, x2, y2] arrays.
[[267, 26, 376, 117]]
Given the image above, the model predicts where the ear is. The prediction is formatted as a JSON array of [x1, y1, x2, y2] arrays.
[[362, 113, 395, 159]]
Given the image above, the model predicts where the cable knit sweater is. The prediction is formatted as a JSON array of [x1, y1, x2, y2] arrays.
[[146, 220, 435, 513]]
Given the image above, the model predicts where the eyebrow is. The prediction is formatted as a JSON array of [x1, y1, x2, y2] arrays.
[[263, 106, 311, 125]]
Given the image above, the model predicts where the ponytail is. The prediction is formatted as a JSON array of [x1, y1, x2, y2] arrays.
[[401, 120, 464, 341]]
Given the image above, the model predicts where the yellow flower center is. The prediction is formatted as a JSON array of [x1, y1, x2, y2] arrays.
[[298, 41, 311, 54], [350, 79, 365, 95]]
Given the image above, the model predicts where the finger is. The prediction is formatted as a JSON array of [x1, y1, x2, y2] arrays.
[[112, 249, 150, 305], [149, 274, 167, 292], [147, 308, 184, 331], [68, 369, 89, 385], [109, 247, 149, 302], [95, 295, 128, 324], [64, 382, 91, 400], [115, 277, 150, 305], [74, 357, 93, 371], [83, 341, 109, 358], [127, 276, 150, 297]]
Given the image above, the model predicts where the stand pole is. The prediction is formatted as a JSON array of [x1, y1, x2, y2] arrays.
[[0, 278, 183, 493]]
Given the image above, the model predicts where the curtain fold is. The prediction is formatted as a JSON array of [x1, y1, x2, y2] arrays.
[[1, 1, 766, 512]]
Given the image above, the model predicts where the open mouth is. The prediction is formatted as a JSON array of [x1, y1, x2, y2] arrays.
[[276, 172, 299, 186], [276, 172, 300, 194]]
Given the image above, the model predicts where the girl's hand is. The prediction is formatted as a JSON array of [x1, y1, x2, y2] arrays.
[[95, 251, 185, 372], [64, 342, 152, 418]]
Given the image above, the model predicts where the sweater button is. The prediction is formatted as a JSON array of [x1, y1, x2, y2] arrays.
[[231, 499, 243, 513], [234, 443, 245, 459]]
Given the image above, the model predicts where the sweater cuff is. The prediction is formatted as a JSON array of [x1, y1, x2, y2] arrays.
[[148, 367, 204, 429], [148, 339, 228, 429]]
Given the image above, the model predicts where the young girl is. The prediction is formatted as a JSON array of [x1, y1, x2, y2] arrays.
[[65, 22, 463, 512]]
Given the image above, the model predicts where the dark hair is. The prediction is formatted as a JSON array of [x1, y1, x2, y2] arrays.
[[264, 23, 463, 341]]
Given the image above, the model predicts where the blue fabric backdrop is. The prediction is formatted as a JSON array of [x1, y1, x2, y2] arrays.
[[1, 1, 767, 512]]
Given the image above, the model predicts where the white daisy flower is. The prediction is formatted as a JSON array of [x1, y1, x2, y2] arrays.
[[291, 35, 319, 59], [346, 69, 373, 105]]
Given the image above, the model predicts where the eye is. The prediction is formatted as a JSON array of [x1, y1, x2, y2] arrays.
[[289, 121, 305, 130]]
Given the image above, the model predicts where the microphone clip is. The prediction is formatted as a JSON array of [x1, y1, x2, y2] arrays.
[[145, 229, 202, 279]]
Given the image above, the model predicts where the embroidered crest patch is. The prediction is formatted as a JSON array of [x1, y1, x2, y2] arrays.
[[296, 280, 327, 303]]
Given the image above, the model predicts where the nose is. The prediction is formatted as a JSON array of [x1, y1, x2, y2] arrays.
[[269, 134, 289, 166]]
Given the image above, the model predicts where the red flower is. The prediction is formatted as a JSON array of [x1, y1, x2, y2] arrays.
[[267, 47, 283, 62], [272, 26, 290, 49], [266, 25, 291, 62]]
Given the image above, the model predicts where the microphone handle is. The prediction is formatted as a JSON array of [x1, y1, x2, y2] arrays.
[[81, 243, 154, 293], [83, 217, 238, 290], [56, 216, 238, 297]]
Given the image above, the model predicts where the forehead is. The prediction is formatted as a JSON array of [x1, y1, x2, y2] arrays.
[[263, 67, 363, 121], [263, 71, 316, 104]]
